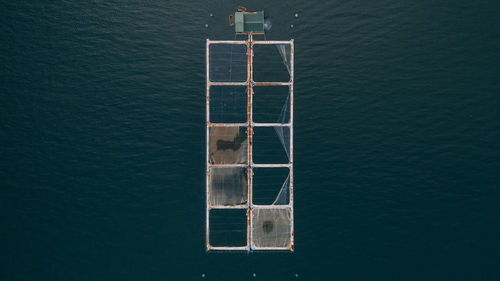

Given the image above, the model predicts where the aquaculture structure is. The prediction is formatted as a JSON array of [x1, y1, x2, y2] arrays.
[[206, 8, 294, 251]]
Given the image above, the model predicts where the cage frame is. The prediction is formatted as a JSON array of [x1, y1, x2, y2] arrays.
[[206, 34, 294, 252]]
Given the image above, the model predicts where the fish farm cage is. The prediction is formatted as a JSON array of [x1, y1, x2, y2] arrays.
[[206, 9, 294, 252]]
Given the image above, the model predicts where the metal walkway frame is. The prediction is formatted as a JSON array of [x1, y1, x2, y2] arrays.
[[206, 34, 294, 252]]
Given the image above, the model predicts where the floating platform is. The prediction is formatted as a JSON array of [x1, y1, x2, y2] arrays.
[[206, 11, 294, 252]]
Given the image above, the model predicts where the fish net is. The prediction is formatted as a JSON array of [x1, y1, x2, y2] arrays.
[[209, 44, 247, 82], [209, 127, 247, 164], [253, 43, 291, 82], [252, 208, 292, 248], [209, 167, 248, 206], [209, 209, 247, 247], [210, 86, 247, 123]]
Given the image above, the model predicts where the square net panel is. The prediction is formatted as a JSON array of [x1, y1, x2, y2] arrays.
[[252, 167, 290, 205], [253, 86, 290, 124], [253, 126, 290, 164], [209, 209, 247, 247], [253, 43, 291, 82], [209, 127, 247, 164], [252, 208, 292, 248], [209, 43, 248, 82], [209, 167, 248, 206], [209, 86, 247, 123]]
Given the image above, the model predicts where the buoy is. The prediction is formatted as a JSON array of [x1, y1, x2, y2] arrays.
[[295, 273, 299, 278], [202, 273, 206, 278], [205, 24, 209, 28], [290, 24, 294, 28], [253, 273, 257, 277], [295, 13, 299, 18]]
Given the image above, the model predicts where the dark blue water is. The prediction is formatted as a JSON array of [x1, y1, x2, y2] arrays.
[[2, 1, 500, 280]]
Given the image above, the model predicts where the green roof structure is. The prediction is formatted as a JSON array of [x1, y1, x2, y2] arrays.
[[235, 11, 264, 34]]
